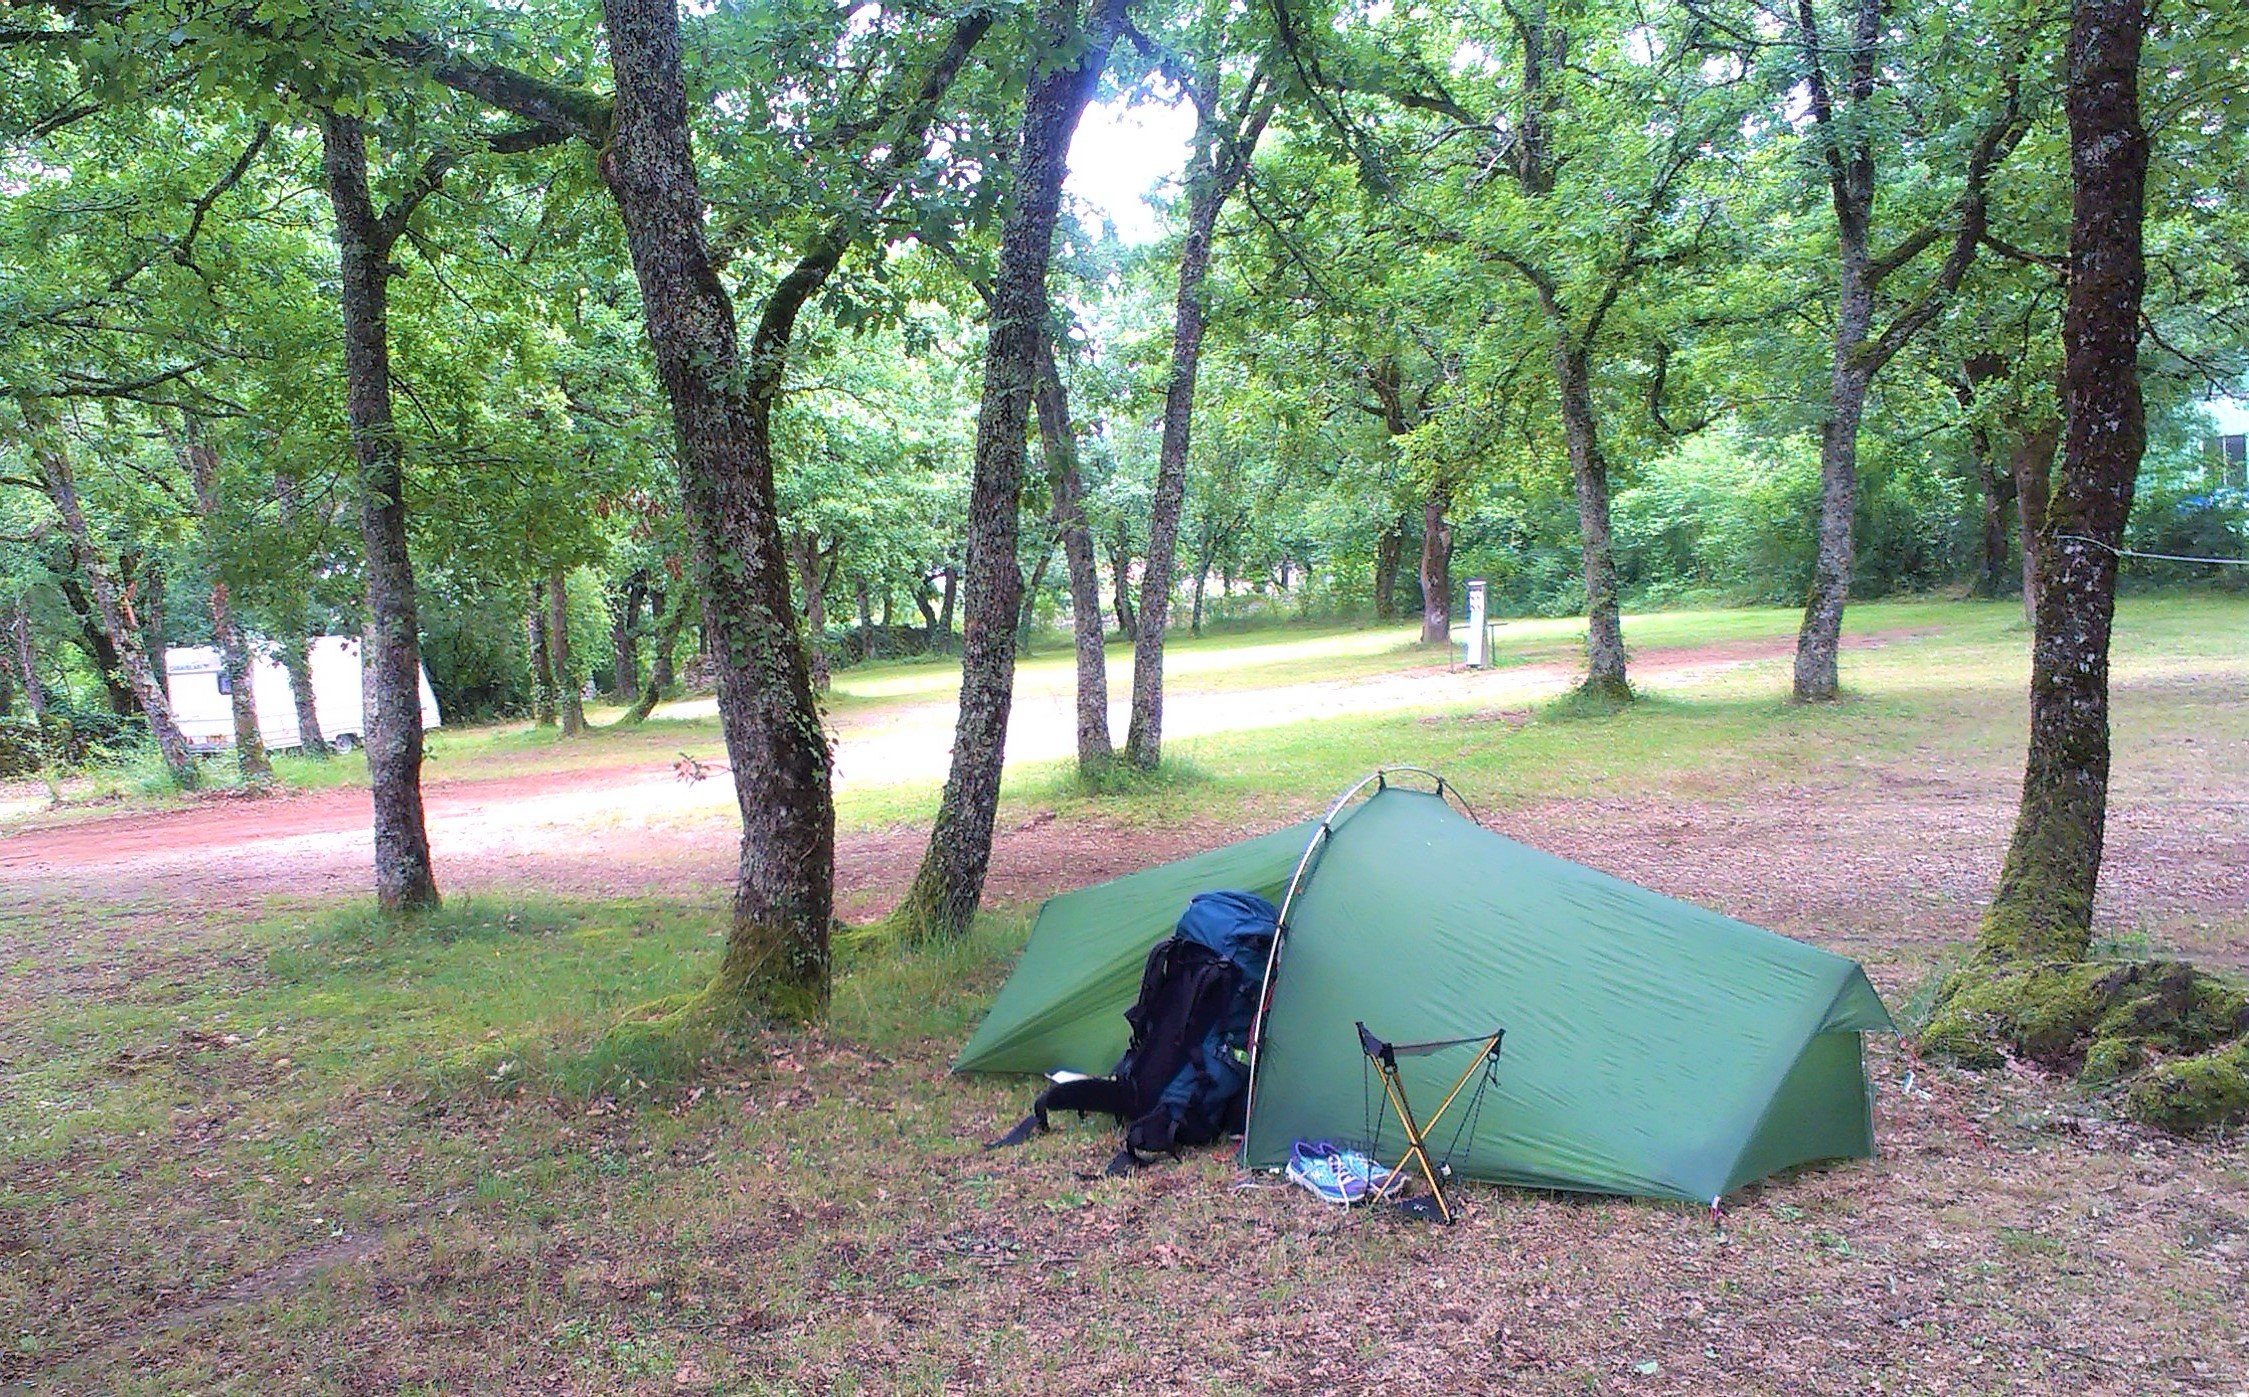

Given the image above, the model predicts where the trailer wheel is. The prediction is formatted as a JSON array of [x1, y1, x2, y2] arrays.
[[332, 733, 359, 753]]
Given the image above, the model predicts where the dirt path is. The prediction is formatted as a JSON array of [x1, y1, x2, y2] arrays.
[[0, 628, 1924, 885]]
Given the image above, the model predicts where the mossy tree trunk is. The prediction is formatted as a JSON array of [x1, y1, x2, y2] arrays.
[[1920, 0, 2247, 1135], [1978, 0, 2147, 966]]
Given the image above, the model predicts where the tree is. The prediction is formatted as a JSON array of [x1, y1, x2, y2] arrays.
[[317, 110, 460, 912], [174, 409, 272, 783], [1125, 43, 1277, 770], [1921, 0, 2249, 1134], [1036, 331, 1115, 772], [1782, 0, 2032, 701], [892, 0, 1130, 940], [15, 399, 198, 783]]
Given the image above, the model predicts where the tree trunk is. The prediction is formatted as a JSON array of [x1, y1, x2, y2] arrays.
[[1794, 352, 1874, 700], [1419, 482, 1453, 645], [1553, 342, 1628, 695], [936, 567, 957, 646], [527, 583, 556, 726], [1035, 341, 1112, 772], [609, 571, 644, 698], [592, 0, 855, 1014], [22, 403, 198, 785], [1373, 518, 1403, 622], [1108, 536, 1136, 639], [623, 587, 689, 724], [55, 573, 136, 716], [1978, 0, 2147, 962], [279, 631, 327, 757], [320, 111, 441, 912], [894, 0, 1125, 939], [178, 414, 272, 783], [854, 579, 874, 635], [1126, 76, 1275, 769], [2013, 419, 2060, 624], [791, 534, 830, 690], [1017, 542, 1054, 648], [272, 476, 330, 757], [1953, 355, 2016, 599], [916, 582, 942, 643], [1975, 431, 2013, 598], [10, 601, 43, 723], [550, 567, 585, 735]]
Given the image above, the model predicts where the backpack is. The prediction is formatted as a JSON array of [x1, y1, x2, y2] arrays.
[[985, 890, 1278, 1175]]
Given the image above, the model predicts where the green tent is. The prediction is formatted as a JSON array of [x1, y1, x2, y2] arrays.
[[957, 772, 1896, 1204]]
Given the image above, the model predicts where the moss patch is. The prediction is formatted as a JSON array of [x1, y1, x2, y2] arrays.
[[2124, 1040, 2249, 1133], [1920, 958, 2249, 1132]]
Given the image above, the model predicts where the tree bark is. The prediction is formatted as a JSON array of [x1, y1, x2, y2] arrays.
[[1419, 482, 1453, 645], [272, 475, 330, 757], [1126, 72, 1275, 769], [1034, 340, 1112, 771], [790, 534, 830, 690], [609, 570, 644, 698], [278, 631, 326, 756], [549, 567, 585, 735], [895, 0, 1126, 939], [623, 586, 689, 724], [1373, 517, 1403, 622], [1017, 541, 1055, 648], [1978, 0, 2147, 962], [320, 111, 441, 911], [1108, 536, 1136, 639], [1553, 343, 1628, 693], [2012, 419, 2060, 624], [9, 601, 42, 723], [527, 582, 556, 726], [22, 403, 198, 785], [178, 413, 272, 783], [54, 573, 136, 716], [1794, 353, 1874, 699]]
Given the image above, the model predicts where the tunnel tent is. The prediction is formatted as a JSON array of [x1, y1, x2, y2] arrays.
[[956, 769, 1896, 1204]]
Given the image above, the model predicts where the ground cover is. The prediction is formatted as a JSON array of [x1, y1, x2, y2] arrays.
[[2, 593, 2243, 1393]]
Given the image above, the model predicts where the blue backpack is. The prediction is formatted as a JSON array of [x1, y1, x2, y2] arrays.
[[986, 890, 1279, 1174]]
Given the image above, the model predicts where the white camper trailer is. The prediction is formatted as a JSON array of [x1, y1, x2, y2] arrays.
[[162, 636, 441, 754]]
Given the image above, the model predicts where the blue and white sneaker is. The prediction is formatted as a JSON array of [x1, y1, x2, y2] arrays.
[[1286, 1141, 1380, 1205]]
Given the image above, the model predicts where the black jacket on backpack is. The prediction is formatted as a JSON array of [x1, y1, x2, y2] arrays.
[[986, 890, 1278, 1173]]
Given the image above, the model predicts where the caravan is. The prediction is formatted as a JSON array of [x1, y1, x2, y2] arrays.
[[162, 636, 441, 754]]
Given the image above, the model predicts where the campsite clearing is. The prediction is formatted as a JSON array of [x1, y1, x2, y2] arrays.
[[2, 596, 2245, 1393]]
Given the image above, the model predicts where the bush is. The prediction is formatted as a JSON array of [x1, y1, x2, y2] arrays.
[[0, 717, 42, 778], [39, 701, 145, 767], [2125, 484, 2247, 587]]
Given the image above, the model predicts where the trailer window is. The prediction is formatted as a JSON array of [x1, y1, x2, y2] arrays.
[[216, 671, 231, 695]]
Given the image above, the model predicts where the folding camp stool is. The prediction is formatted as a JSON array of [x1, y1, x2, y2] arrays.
[[1355, 1021, 1505, 1225]]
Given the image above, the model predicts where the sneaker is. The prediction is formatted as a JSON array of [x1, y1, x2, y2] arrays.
[[1286, 1140, 1375, 1205]]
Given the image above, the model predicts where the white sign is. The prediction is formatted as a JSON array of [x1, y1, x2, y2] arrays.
[[1464, 580, 1488, 668]]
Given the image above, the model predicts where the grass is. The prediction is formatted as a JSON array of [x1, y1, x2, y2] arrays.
[[3, 590, 2247, 1391]]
